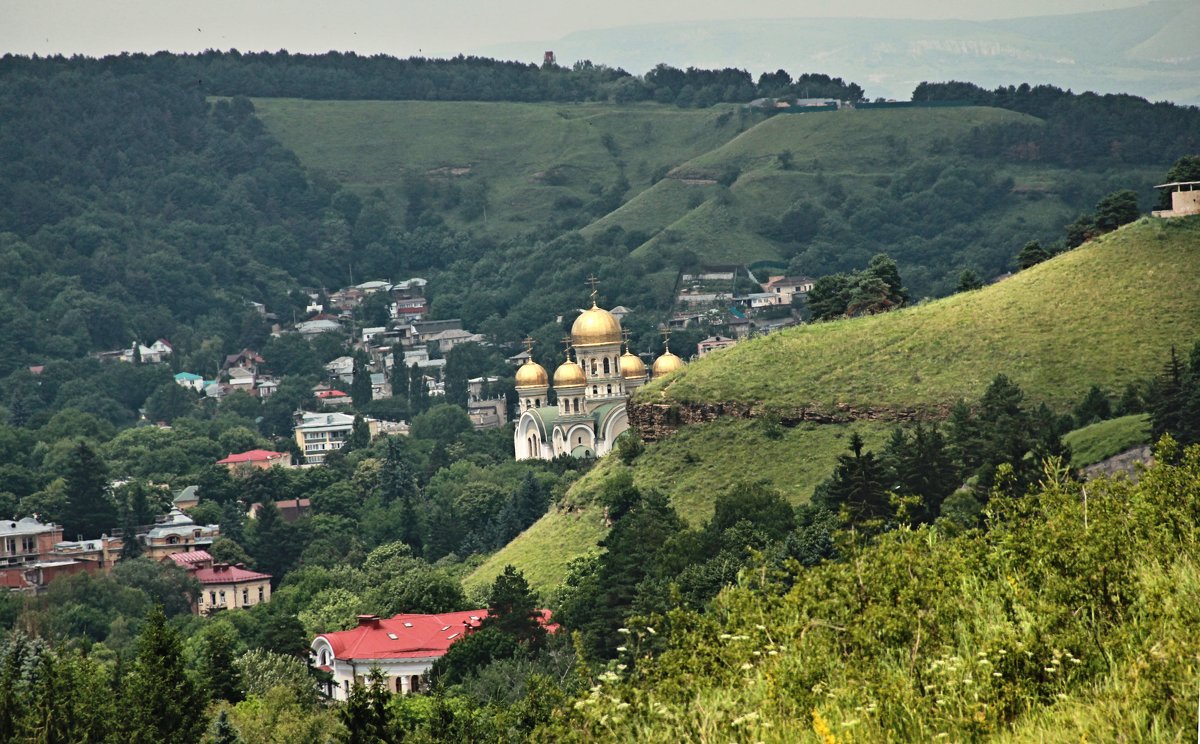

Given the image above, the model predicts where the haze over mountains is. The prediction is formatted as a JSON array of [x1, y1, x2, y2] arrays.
[[484, 0, 1200, 104]]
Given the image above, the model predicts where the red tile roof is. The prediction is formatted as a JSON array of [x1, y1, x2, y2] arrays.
[[316, 390, 348, 399], [193, 563, 271, 585], [217, 449, 286, 464], [317, 610, 555, 661], [168, 550, 212, 567]]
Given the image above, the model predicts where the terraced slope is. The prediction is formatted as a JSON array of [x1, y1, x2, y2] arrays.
[[639, 217, 1200, 414]]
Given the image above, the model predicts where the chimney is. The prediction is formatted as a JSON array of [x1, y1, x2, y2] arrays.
[[356, 614, 380, 628]]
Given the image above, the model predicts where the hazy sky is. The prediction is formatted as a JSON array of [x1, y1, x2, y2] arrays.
[[2, 0, 1147, 61]]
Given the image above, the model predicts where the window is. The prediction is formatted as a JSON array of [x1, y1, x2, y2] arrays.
[[590, 359, 597, 375], [258, 587, 265, 602], [572, 398, 579, 413], [21, 537, 35, 553], [242, 589, 249, 605], [210, 591, 217, 605], [219, 590, 226, 605], [167, 536, 179, 545], [606, 384, 612, 395], [592, 386, 597, 395], [603, 358, 610, 374]]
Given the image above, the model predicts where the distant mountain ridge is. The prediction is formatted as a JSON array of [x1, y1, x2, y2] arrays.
[[483, 0, 1200, 104]]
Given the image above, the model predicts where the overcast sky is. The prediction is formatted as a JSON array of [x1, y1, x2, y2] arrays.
[[2, 0, 1147, 61]]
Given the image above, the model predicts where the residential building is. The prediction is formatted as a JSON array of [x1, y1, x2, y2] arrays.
[[227, 366, 256, 393], [216, 449, 293, 473], [698, 335, 738, 357], [316, 389, 352, 407], [222, 349, 264, 375], [294, 411, 381, 465], [169, 551, 272, 616], [370, 373, 392, 400], [325, 356, 356, 382], [762, 275, 816, 305], [425, 329, 484, 354], [53, 535, 124, 572], [311, 610, 554, 700], [174, 372, 205, 391], [140, 508, 219, 561], [247, 498, 312, 523], [173, 486, 200, 510], [297, 318, 344, 338]]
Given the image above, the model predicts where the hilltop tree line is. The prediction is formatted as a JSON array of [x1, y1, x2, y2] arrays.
[[0, 52, 864, 107], [915, 80, 1200, 166]]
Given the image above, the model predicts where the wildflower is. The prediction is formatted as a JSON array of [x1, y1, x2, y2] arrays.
[[731, 712, 760, 727], [719, 634, 733, 640], [936, 699, 946, 706], [617, 664, 627, 671], [645, 626, 656, 635], [616, 646, 627, 652], [756, 624, 767, 631], [741, 663, 754, 671], [992, 672, 1002, 678], [841, 719, 860, 728], [1068, 657, 1082, 665], [617, 628, 631, 634], [617, 702, 631, 710], [1043, 667, 1057, 673]]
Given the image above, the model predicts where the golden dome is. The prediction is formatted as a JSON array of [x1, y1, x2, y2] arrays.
[[514, 358, 549, 389], [571, 303, 623, 347], [552, 359, 587, 388], [620, 351, 647, 379], [651, 351, 686, 377]]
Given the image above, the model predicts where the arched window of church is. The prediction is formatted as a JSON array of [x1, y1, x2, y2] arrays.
[[606, 384, 612, 395], [535, 398, 541, 407], [592, 386, 597, 395], [603, 358, 610, 375], [573, 398, 579, 413], [590, 359, 597, 375]]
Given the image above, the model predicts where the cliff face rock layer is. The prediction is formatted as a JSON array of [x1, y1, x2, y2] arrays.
[[627, 401, 939, 441]]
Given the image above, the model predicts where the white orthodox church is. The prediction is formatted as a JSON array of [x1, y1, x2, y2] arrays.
[[513, 294, 686, 461]]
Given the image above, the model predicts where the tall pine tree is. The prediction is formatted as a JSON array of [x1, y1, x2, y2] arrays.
[[62, 440, 116, 540], [121, 606, 205, 744]]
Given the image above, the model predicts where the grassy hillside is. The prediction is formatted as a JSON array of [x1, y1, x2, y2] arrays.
[[251, 99, 747, 239], [641, 217, 1200, 413], [466, 419, 890, 593], [1064, 414, 1152, 467]]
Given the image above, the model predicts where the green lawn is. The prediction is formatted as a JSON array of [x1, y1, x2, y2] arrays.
[[1064, 414, 1153, 467], [640, 217, 1200, 414]]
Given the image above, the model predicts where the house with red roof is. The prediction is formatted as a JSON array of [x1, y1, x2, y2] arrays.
[[216, 449, 293, 473], [311, 609, 555, 699], [169, 550, 272, 616]]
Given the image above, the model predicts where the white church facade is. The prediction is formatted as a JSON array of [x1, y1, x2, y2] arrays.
[[513, 294, 686, 461]]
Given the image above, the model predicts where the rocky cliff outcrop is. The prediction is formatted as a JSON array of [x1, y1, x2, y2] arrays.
[[628, 400, 946, 442]]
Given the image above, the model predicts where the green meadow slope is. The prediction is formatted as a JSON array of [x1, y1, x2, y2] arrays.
[[251, 99, 747, 239], [641, 217, 1200, 413]]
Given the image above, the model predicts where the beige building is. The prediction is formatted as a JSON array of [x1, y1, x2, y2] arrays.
[[294, 411, 381, 464], [170, 550, 272, 615], [140, 508, 219, 561], [1153, 181, 1200, 218]]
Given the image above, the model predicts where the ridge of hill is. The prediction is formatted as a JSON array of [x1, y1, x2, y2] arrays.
[[638, 216, 1200, 415], [471, 217, 1200, 593]]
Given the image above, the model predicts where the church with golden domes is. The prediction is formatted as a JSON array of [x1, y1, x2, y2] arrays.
[[513, 289, 686, 461]]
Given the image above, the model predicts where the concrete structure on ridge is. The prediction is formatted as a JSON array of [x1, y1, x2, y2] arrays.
[[1153, 181, 1200, 218]]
